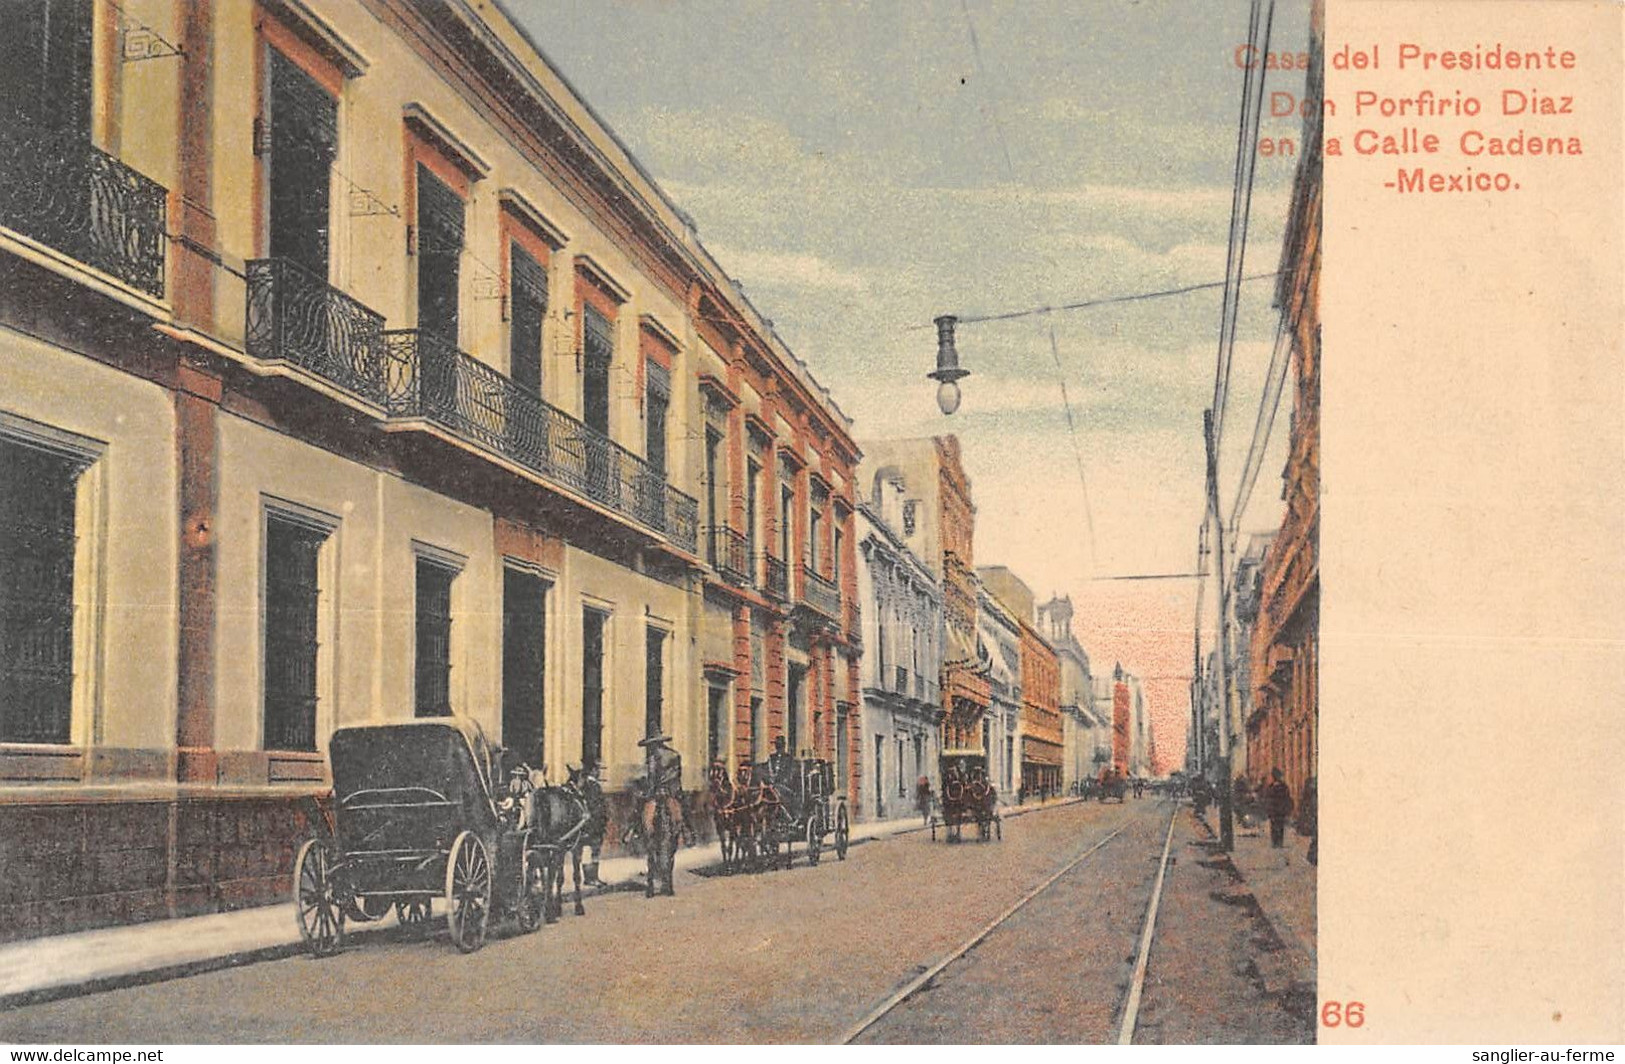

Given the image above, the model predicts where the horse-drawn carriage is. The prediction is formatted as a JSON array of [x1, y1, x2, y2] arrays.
[[293, 717, 567, 956], [1097, 769, 1128, 803], [931, 751, 1001, 842], [709, 752, 850, 872]]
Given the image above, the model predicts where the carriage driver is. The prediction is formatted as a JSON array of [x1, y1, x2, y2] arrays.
[[766, 734, 795, 786]]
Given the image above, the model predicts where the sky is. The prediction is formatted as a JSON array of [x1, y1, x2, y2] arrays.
[[510, 0, 1315, 772]]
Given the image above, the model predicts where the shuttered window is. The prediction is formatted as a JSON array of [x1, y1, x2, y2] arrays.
[[0, 0, 92, 137], [582, 306, 612, 436], [263, 516, 326, 751], [509, 244, 547, 396], [267, 51, 337, 277], [416, 166, 463, 343], [0, 440, 80, 745], [645, 359, 669, 476]]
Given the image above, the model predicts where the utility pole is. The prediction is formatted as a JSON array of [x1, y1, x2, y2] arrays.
[[1203, 409, 1235, 852]]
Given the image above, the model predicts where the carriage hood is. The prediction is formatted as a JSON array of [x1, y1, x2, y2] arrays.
[[327, 717, 498, 810]]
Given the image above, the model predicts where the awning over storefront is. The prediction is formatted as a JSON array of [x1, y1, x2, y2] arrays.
[[1022, 735, 1063, 767]]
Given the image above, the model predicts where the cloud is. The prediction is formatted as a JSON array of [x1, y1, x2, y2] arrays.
[[704, 242, 871, 293]]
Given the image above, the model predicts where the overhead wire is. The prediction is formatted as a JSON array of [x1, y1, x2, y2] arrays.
[[915, 272, 1281, 330], [1212, 0, 1276, 452], [958, 0, 1098, 571]]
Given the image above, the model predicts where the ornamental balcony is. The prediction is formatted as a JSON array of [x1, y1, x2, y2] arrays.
[[801, 563, 841, 621], [708, 525, 751, 586], [762, 554, 789, 600], [382, 329, 698, 555], [245, 258, 388, 405], [0, 119, 167, 298]]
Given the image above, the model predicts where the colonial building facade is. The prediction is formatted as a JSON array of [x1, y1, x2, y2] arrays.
[[0, 0, 854, 941], [1109, 665, 1153, 777], [859, 437, 989, 761], [1037, 595, 1103, 793], [975, 583, 1022, 796], [854, 469, 942, 821], [978, 567, 1061, 799], [1250, 10, 1321, 804]]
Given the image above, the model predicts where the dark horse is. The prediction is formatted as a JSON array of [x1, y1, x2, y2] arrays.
[[526, 771, 594, 919]]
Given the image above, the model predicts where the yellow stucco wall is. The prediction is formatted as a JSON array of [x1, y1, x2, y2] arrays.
[[0, 326, 179, 752]]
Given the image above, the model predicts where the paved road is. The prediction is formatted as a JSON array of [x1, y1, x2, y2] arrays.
[[0, 799, 1311, 1044]]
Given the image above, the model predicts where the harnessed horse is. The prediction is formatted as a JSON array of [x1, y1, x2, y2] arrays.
[[707, 760, 746, 870], [526, 770, 592, 919]]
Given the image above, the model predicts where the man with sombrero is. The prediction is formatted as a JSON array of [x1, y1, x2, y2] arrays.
[[636, 731, 683, 897], [638, 731, 683, 800]]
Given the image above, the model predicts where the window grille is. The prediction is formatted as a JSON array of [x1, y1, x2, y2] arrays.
[[0, 440, 80, 744], [645, 627, 666, 740], [263, 516, 326, 751], [414, 558, 456, 717], [501, 568, 547, 766], [581, 608, 606, 766]]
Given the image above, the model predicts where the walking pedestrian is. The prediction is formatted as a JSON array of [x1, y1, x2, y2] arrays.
[[1264, 768, 1294, 848]]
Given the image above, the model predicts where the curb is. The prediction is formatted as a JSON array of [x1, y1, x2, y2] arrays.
[[0, 795, 1095, 1011]]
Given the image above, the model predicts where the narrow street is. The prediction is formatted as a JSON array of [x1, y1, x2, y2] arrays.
[[0, 801, 1312, 1044]]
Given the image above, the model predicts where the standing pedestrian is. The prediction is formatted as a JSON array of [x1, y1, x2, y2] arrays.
[[1264, 768, 1294, 848], [1297, 775, 1318, 865]]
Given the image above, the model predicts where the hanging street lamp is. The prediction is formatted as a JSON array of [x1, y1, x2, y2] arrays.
[[928, 314, 970, 415]]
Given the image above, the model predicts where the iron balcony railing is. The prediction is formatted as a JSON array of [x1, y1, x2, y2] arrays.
[[382, 329, 698, 554], [245, 258, 387, 405], [0, 119, 167, 297], [708, 526, 751, 585], [762, 554, 789, 599], [801, 563, 841, 620]]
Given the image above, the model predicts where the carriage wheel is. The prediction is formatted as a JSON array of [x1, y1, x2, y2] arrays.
[[293, 838, 344, 958], [516, 847, 544, 935], [395, 898, 431, 933], [806, 813, 823, 867], [835, 804, 850, 860], [445, 831, 491, 953]]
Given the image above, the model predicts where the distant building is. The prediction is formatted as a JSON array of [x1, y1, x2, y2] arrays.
[[976, 583, 1023, 795], [1111, 664, 1152, 777], [861, 438, 990, 759], [854, 464, 942, 821], [1037, 595, 1100, 794]]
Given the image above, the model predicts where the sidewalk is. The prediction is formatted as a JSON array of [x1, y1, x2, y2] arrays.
[[0, 797, 1080, 1008], [1207, 812, 1317, 997]]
